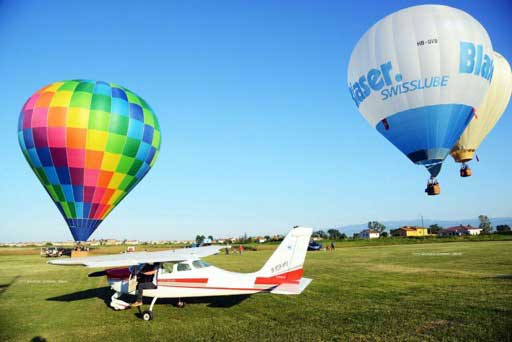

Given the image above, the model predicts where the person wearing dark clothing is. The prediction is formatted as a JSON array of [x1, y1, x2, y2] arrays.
[[131, 263, 157, 307], [330, 241, 335, 251]]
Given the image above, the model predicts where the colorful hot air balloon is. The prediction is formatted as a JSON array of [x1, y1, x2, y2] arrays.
[[347, 5, 494, 195], [451, 51, 512, 177], [18, 80, 161, 241]]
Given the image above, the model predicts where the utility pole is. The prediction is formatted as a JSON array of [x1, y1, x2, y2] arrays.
[[421, 215, 424, 227]]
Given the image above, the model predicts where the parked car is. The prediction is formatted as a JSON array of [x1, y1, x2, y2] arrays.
[[308, 240, 322, 251], [40, 247, 71, 257]]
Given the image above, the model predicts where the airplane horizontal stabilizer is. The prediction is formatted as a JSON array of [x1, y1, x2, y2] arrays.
[[270, 277, 312, 295]]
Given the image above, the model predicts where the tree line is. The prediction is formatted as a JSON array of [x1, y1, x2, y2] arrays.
[[311, 215, 511, 240]]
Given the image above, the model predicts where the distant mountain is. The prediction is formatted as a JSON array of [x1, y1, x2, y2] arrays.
[[326, 217, 512, 236]]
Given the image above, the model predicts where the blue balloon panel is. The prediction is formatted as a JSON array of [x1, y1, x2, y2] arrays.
[[376, 104, 474, 176]]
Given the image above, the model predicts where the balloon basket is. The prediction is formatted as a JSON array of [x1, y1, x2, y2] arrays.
[[71, 245, 90, 258], [71, 250, 89, 258], [460, 167, 472, 177], [426, 180, 441, 196]]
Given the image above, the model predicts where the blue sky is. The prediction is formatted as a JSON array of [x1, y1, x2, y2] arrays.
[[1, 0, 511, 242]]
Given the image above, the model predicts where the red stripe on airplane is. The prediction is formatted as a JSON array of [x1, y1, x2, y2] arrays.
[[158, 278, 209, 283], [157, 284, 272, 291], [254, 268, 303, 285]]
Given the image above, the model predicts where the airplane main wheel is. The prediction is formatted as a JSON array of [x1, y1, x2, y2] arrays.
[[177, 300, 185, 308], [142, 310, 153, 321]]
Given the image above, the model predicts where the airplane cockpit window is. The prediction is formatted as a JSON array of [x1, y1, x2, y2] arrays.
[[192, 260, 211, 269], [177, 263, 192, 272], [161, 262, 176, 274]]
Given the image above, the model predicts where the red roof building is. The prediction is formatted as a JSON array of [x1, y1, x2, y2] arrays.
[[439, 225, 482, 236]]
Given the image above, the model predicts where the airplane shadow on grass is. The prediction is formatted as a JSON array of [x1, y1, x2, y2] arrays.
[[46, 286, 250, 309], [0, 276, 20, 298], [157, 295, 251, 308], [494, 274, 512, 280], [132, 296, 251, 319], [46, 286, 113, 307]]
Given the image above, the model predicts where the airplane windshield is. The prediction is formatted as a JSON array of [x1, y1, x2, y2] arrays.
[[177, 263, 192, 272], [161, 262, 176, 274], [192, 260, 211, 268]]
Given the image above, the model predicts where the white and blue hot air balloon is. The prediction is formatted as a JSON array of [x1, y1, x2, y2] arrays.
[[347, 5, 494, 195]]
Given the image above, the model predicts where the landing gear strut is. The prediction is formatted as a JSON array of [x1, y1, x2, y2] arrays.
[[460, 163, 472, 177], [140, 297, 158, 321], [425, 177, 440, 196], [139, 297, 185, 321]]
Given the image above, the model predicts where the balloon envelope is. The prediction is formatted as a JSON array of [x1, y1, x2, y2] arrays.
[[18, 80, 161, 241], [451, 51, 512, 163], [347, 5, 493, 177]]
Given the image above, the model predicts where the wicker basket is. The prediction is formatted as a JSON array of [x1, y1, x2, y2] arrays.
[[71, 249, 89, 258]]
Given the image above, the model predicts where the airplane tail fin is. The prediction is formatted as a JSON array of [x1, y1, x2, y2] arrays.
[[255, 227, 312, 288]]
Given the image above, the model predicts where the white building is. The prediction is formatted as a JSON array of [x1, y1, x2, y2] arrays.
[[358, 229, 380, 239], [439, 225, 482, 236], [466, 227, 482, 235]]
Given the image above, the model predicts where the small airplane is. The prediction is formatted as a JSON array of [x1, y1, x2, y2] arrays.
[[49, 226, 313, 320]]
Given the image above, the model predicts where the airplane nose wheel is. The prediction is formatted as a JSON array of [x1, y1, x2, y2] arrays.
[[142, 310, 153, 321], [177, 299, 186, 308]]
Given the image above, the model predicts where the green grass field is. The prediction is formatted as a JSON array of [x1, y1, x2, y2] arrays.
[[1, 241, 511, 341]]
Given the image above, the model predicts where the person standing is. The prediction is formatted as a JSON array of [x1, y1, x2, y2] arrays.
[[131, 263, 157, 307]]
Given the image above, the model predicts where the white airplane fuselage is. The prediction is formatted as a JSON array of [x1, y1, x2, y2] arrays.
[[106, 259, 304, 298]]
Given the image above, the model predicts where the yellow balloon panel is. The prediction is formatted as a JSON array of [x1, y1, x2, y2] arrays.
[[452, 52, 512, 162]]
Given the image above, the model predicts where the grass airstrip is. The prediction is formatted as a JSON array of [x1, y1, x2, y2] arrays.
[[0, 239, 511, 341]]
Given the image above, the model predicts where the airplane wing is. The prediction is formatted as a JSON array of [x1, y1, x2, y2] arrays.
[[48, 245, 227, 268]]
